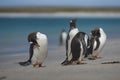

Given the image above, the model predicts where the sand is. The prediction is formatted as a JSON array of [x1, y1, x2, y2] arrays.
[[0, 12, 120, 18], [0, 38, 120, 80]]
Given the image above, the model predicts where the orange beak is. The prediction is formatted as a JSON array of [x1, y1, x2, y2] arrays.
[[35, 43, 40, 47]]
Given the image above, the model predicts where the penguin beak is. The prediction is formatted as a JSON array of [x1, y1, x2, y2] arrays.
[[29, 42, 40, 47], [35, 43, 40, 47]]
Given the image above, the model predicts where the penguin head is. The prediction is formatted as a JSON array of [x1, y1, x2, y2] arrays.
[[28, 32, 40, 47], [28, 32, 37, 43], [91, 28, 101, 38], [70, 19, 77, 30]]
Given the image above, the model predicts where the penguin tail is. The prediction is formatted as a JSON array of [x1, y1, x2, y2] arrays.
[[18, 61, 31, 66], [61, 59, 71, 66]]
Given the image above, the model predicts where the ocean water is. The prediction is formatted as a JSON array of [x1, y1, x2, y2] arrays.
[[0, 17, 120, 55]]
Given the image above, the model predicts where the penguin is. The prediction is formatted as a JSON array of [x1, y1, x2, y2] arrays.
[[31, 32, 48, 67], [19, 32, 48, 67], [88, 28, 107, 60], [61, 19, 79, 65], [61, 19, 90, 65], [69, 32, 90, 65], [59, 29, 67, 45]]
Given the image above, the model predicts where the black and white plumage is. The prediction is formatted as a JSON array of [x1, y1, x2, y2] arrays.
[[61, 19, 90, 65], [66, 28, 79, 59], [68, 32, 90, 64], [31, 32, 48, 67], [19, 32, 48, 67], [88, 28, 107, 59]]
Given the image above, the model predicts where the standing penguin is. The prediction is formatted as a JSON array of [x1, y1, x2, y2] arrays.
[[70, 32, 90, 64], [59, 29, 67, 46], [19, 32, 48, 67], [88, 28, 107, 60], [61, 19, 89, 65], [31, 32, 48, 67], [61, 19, 79, 65]]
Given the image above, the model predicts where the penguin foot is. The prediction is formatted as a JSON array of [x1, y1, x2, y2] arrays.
[[71, 61, 78, 65], [78, 61, 86, 64], [33, 63, 42, 68], [72, 61, 86, 65], [93, 56, 101, 60], [88, 55, 101, 60]]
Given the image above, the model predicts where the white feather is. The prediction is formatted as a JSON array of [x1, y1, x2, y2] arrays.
[[93, 28, 107, 56], [78, 40, 84, 61], [32, 32, 48, 65], [68, 28, 79, 61]]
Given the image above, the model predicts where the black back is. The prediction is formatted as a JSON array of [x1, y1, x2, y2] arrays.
[[71, 32, 89, 61]]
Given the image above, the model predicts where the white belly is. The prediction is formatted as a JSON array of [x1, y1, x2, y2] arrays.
[[93, 28, 107, 55], [32, 33, 48, 64], [67, 28, 79, 61]]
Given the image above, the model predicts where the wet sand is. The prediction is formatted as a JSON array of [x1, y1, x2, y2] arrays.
[[0, 38, 120, 80]]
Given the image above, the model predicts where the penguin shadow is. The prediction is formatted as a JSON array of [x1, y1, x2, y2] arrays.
[[17, 61, 47, 68], [61, 60, 87, 66], [0, 76, 7, 80], [62, 62, 87, 66]]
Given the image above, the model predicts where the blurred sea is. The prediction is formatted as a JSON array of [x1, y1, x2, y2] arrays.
[[0, 17, 120, 55]]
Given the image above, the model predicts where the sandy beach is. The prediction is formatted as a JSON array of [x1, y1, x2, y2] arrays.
[[0, 38, 120, 80], [0, 12, 120, 18]]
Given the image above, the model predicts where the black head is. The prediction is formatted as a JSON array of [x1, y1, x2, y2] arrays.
[[91, 28, 101, 38], [28, 32, 38, 44], [70, 19, 77, 29]]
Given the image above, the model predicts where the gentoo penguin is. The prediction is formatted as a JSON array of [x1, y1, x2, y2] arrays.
[[31, 32, 48, 67], [69, 32, 90, 64], [19, 32, 48, 67], [59, 29, 67, 45], [61, 19, 89, 65], [88, 28, 107, 60]]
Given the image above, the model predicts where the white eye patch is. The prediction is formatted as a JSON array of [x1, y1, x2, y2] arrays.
[[29, 42, 33, 44]]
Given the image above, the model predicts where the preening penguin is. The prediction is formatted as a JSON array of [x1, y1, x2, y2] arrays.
[[19, 32, 48, 67], [88, 28, 107, 60], [31, 32, 48, 67]]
